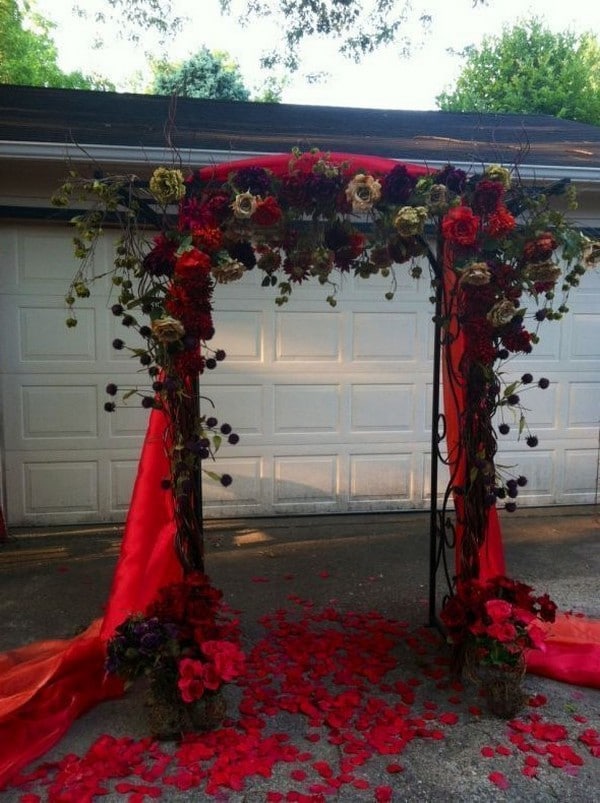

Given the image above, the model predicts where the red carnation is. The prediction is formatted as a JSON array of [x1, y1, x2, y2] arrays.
[[486, 206, 516, 238], [442, 206, 481, 247]]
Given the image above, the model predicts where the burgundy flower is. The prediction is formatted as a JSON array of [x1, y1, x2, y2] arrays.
[[227, 240, 257, 269], [471, 179, 504, 215], [142, 234, 177, 277], [434, 165, 467, 194], [232, 165, 272, 196], [380, 164, 417, 204]]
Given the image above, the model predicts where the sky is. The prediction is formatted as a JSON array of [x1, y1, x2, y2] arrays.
[[35, 0, 600, 110]]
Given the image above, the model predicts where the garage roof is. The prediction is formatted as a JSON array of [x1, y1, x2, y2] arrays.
[[1, 84, 600, 177]]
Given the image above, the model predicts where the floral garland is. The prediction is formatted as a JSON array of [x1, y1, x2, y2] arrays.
[[57, 149, 598, 578]]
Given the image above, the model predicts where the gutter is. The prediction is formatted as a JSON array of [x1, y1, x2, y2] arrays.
[[2, 140, 600, 184]]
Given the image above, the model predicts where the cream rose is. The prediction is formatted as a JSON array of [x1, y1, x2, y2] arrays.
[[345, 174, 382, 213], [394, 206, 428, 237], [231, 191, 259, 219], [459, 262, 492, 285], [151, 316, 185, 343], [487, 299, 518, 327], [212, 259, 246, 284], [428, 184, 449, 214], [582, 238, 600, 268]]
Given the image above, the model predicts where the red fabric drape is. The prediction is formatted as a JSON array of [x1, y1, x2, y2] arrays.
[[440, 244, 506, 580], [0, 152, 598, 791], [0, 408, 178, 789]]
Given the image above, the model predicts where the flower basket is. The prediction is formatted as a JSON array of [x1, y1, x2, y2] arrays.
[[106, 572, 244, 740], [441, 575, 557, 718], [146, 681, 227, 740], [468, 652, 527, 719]]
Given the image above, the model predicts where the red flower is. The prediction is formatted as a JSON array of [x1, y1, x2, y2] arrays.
[[485, 598, 512, 623], [192, 226, 222, 253], [486, 206, 516, 238], [175, 248, 212, 277], [442, 206, 480, 247], [253, 196, 283, 226], [486, 621, 517, 643]]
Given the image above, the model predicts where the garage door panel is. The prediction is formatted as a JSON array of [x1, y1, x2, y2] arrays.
[[350, 383, 415, 432], [0, 298, 96, 372], [210, 308, 264, 362], [569, 312, 600, 360], [202, 385, 265, 435], [20, 457, 99, 517], [274, 384, 341, 433], [275, 311, 340, 361], [349, 453, 413, 502], [567, 381, 600, 428], [110, 458, 142, 512], [108, 397, 152, 440], [3, 375, 103, 450], [561, 450, 599, 499], [203, 456, 264, 511], [22, 384, 99, 439], [352, 311, 418, 361], [273, 455, 339, 507]]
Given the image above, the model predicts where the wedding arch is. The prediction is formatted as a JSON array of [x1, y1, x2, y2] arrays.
[[1, 148, 599, 788], [62, 149, 588, 613]]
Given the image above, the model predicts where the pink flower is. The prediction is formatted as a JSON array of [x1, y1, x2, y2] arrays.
[[177, 657, 206, 702], [485, 598, 512, 623]]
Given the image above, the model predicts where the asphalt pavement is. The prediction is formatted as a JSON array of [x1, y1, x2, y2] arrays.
[[0, 506, 599, 801]]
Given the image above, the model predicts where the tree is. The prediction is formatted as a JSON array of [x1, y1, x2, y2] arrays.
[[437, 18, 600, 126], [151, 48, 251, 101], [101, 0, 488, 72], [0, 0, 113, 89]]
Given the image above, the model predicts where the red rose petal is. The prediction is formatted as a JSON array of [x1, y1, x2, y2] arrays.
[[489, 771, 510, 790]]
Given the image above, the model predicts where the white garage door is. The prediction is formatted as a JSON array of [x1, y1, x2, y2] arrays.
[[0, 223, 599, 526]]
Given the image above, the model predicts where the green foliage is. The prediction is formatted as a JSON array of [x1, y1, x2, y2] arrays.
[[151, 47, 251, 101], [437, 18, 600, 126], [89, 0, 184, 44], [101, 0, 487, 74], [0, 0, 113, 89]]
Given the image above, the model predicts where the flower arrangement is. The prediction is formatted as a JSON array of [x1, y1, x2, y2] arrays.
[[440, 575, 558, 716], [106, 572, 245, 736], [440, 575, 557, 669]]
